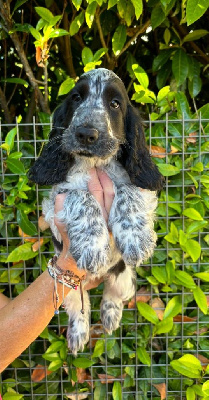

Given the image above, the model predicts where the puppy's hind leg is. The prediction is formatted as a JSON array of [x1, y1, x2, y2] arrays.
[[64, 288, 90, 355], [101, 261, 136, 334]]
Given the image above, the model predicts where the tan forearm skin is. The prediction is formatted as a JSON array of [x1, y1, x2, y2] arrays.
[[0, 255, 87, 372]]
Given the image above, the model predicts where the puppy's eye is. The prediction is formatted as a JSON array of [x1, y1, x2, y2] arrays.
[[110, 100, 120, 109], [72, 93, 82, 102]]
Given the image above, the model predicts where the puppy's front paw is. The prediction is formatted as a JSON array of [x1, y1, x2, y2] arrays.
[[100, 299, 123, 334], [71, 241, 110, 273], [117, 228, 157, 267], [61, 190, 110, 273]]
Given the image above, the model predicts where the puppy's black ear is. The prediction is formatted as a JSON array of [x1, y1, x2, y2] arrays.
[[119, 105, 164, 191], [28, 105, 73, 185]]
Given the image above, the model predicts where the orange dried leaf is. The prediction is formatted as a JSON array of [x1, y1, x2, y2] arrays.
[[98, 373, 126, 384], [18, 227, 37, 243], [196, 354, 209, 370], [186, 132, 197, 143], [36, 46, 44, 67], [153, 383, 166, 399], [173, 315, 196, 322], [128, 287, 151, 308], [170, 145, 179, 154], [97, 374, 116, 383], [150, 298, 165, 320], [31, 364, 52, 382], [32, 238, 44, 252], [88, 323, 104, 348], [151, 146, 166, 158], [38, 215, 50, 231], [66, 394, 88, 400]]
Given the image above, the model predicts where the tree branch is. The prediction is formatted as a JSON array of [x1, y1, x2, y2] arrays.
[[0, 0, 50, 114], [170, 15, 209, 65], [0, 86, 12, 123], [117, 19, 151, 58], [95, 9, 112, 65]]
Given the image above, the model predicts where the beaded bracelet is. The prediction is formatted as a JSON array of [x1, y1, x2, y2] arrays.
[[47, 255, 85, 315]]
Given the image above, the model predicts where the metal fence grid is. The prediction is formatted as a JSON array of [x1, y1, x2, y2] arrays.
[[0, 116, 209, 400]]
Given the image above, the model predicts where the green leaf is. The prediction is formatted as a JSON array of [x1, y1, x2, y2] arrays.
[[165, 260, 176, 284], [93, 48, 108, 62], [42, 351, 61, 361], [157, 85, 170, 103], [2, 78, 29, 87], [48, 359, 63, 371], [192, 384, 204, 397], [183, 29, 209, 43], [157, 163, 180, 176], [186, 0, 209, 26], [202, 380, 209, 396], [193, 286, 208, 314], [152, 266, 167, 284], [17, 210, 37, 236], [112, 381, 122, 400], [186, 220, 208, 234], [153, 49, 173, 72], [82, 47, 93, 66], [154, 317, 173, 334], [108, 0, 117, 7], [6, 158, 25, 175], [1, 127, 17, 154], [3, 388, 24, 400], [175, 270, 196, 289], [35, 7, 54, 22], [175, 92, 191, 119], [85, 2, 97, 28], [151, 5, 166, 30], [112, 25, 126, 56], [164, 222, 179, 244], [137, 302, 159, 324], [131, 0, 143, 19], [186, 387, 195, 400], [72, 0, 82, 10], [170, 354, 202, 378], [6, 243, 38, 262], [29, 26, 42, 40], [183, 208, 203, 220], [48, 29, 69, 38], [13, 0, 28, 13], [92, 339, 105, 358], [185, 239, 201, 262], [94, 381, 107, 399], [194, 272, 209, 282], [164, 296, 182, 319], [172, 49, 189, 86], [72, 357, 94, 368], [70, 11, 85, 36], [132, 64, 149, 89], [58, 78, 75, 96], [137, 347, 151, 366]]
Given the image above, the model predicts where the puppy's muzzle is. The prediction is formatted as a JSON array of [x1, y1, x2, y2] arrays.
[[76, 126, 99, 146]]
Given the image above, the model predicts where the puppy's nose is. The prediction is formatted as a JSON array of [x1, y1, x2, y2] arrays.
[[76, 127, 99, 145]]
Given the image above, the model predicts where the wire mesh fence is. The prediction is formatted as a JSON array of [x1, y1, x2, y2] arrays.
[[0, 116, 209, 399]]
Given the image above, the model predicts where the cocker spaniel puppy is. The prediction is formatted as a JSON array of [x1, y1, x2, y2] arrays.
[[29, 68, 163, 355]]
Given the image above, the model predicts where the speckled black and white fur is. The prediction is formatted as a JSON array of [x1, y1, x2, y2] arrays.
[[29, 68, 164, 355]]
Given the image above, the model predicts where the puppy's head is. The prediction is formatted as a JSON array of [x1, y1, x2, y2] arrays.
[[59, 68, 130, 159], [29, 68, 164, 191]]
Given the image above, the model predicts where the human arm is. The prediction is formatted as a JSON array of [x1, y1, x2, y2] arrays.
[[0, 168, 114, 372]]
